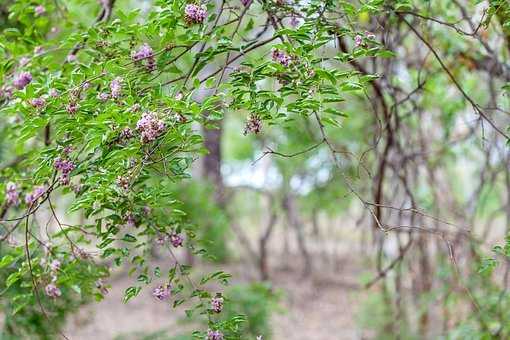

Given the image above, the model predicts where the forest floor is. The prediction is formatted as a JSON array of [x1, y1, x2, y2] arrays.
[[65, 250, 370, 340]]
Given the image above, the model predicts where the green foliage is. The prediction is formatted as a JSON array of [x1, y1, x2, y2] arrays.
[[219, 283, 281, 339]]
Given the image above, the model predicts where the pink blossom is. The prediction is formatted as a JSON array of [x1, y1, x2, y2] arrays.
[[66, 102, 79, 114], [34, 46, 44, 55], [54, 157, 75, 185], [211, 296, 223, 313], [110, 77, 122, 99], [13, 72, 32, 90], [271, 49, 291, 67], [125, 213, 136, 228], [50, 259, 61, 272], [207, 330, 224, 340], [184, 4, 206, 24], [25, 185, 46, 205], [45, 283, 61, 298], [5, 183, 20, 206], [354, 35, 363, 47], [30, 97, 46, 108], [136, 112, 166, 143], [19, 57, 30, 66], [49, 88, 59, 97], [34, 5, 46, 16], [132, 44, 156, 72], [170, 232, 183, 247], [243, 115, 262, 135], [365, 31, 376, 40], [152, 284, 171, 301], [66, 54, 77, 63], [97, 92, 109, 101]]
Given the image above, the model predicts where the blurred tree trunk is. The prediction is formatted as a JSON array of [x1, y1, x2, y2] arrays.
[[202, 120, 225, 205], [283, 192, 312, 277]]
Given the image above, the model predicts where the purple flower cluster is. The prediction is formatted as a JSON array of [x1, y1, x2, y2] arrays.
[[132, 44, 156, 72], [184, 4, 206, 24], [354, 35, 363, 47], [207, 330, 224, 340], [49, 88, 59, 98], [136, 112, 166, 143], [97, 92, 109, 101], [30, 97, 46, 108], [66, 102, 79, 114], [170, 232, 184, 247], [54, 157, 75, 185], [211, 296, 223, 313], [5, 183, 20, 206], [50, 259, 61, 272], [34, 5, 46, 16], [271, 49, 291, 67], [25, 185, 46, 205], [34, 46, 44, 55], [110, 77, 122, 99], [125, 213, 136, 228], [153, 284, 171, 301], [243, 115, 262, 135], [13, 72, 33, 90], [45, 283, 61, 298]]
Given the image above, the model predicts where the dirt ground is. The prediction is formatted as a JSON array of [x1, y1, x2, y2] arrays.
[[63, 216, 373, 340], [64, 249, 369, 340]]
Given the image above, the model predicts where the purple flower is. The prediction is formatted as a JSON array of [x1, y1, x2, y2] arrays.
[[156, 234, 168, 245], [184, 4, 206, 24], [97, 92, 109, 101], [152, 284, 171, 301], [54, 157, 75, 185], [34, 5, 46, 16], [211, 296, 223, 313], [5, 183, 20, 206], [354, 35, 363, 47], [50, 259, 61, 272], [30, 97, 46, 108], [63, 145, 74, 154], [25, 185, 46, 205], [365, 31, 376, 40], [120, 127, 134, 141], [132, 44, 156, 72], [110, 77, 122, 99], [207, 330, 224, 340], [66, 102, 79, 114], [49, 88, 59, 98], [132, 43, 154, 61], [45, 283, 61, 298], [34, 46, 44, 55], [271, 49, 291, 67], [66, 54, 77, 63], [13, 72, 33, 90], [19, 57, 30, 66], [243, 115, 262, 135], [136, 112, 166, 143], [125, 213, 136, 228], [170, 232, 183, 247], [290, 16, 300, 27], [241, 0, 252, 6]]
